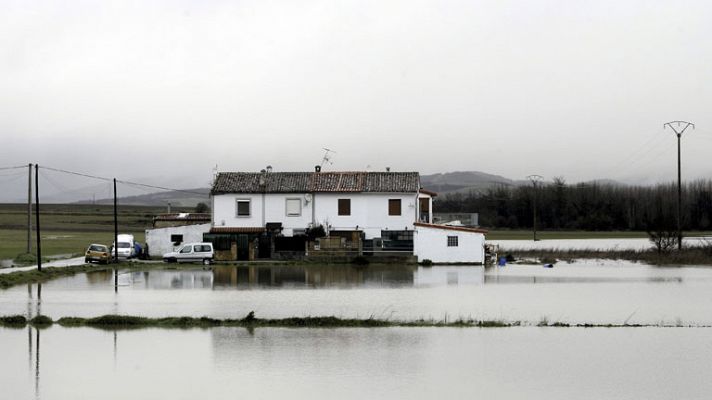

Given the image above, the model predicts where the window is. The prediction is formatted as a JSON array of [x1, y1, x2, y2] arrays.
[[388, 199, 401, 216], [447, 236, 459, 247], [236, 199, 251, 217], [170, 234, 183, 244], [180, 246, 192, 253], [338, 199, 351, 216], [194, 245, 212, 253], [286, 198, 301, 217]]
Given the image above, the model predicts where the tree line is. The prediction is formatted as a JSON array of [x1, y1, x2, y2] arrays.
[[434, 178, 712, 231]]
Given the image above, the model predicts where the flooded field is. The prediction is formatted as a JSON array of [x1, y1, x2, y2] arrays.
[[2, 261, 712, 325], [2, 325, 710, 400], [490, 236, 711, 251]]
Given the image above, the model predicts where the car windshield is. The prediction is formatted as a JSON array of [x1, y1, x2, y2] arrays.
[[89, 245, 106, 252], [117, 242, 130, 248]]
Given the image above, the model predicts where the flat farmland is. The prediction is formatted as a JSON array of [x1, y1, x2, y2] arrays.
[[0, 203, 192, 259]]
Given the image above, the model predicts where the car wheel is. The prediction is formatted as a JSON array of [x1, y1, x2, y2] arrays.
[[202, 258, 211, 266], [85, 258, 90, 264]]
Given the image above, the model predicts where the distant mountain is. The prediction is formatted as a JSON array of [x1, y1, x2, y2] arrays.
[[420, 171, 521, 195], [76, 188, 210, 207]]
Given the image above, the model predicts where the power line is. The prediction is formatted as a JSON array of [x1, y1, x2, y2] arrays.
[[0, 165, 27, 171], [39, 165, 208, 196]]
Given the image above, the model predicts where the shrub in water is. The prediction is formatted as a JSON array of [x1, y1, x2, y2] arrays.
[[420, 259, 433, 266], [352, 256, 370, 266], [30, 315, 53, 327]]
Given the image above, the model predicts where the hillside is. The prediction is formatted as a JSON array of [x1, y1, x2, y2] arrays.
[[76, 188, 210, 207]]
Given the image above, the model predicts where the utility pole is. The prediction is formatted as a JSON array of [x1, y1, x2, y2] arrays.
[[27, 163, 32, 254], [664, 121, 694, 251], [34, 164, 41, 271], [113, 178, 118, 292], [527, 175, 544, 241]]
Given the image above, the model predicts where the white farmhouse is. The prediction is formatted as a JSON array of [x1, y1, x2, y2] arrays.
[[207, 168, 484, 263], [211, 170, 430, 238]]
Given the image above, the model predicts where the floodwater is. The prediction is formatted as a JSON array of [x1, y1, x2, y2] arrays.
[[2, 325, 711, 400], [490, 236, 711, 251], [3, 261, 712, 325]]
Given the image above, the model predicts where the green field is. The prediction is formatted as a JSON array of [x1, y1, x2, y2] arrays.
[[0, 203, 192, 260]]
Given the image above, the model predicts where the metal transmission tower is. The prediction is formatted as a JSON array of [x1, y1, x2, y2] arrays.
[[664, 121, 695, 251], [527, 175, 544, 241]]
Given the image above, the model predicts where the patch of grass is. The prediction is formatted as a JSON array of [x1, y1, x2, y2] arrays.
[[2, 313, 707, 330], [0, 315, 27, 327]]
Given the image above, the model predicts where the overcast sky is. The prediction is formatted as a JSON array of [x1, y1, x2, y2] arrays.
[[2, 0, 711, 196]]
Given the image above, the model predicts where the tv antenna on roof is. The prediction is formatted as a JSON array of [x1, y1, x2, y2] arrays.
[[320, 148, 336, 169]]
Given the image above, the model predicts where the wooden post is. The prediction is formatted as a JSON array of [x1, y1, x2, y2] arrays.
[[27, 163, 32, 254], [34, 164, 41, 271]]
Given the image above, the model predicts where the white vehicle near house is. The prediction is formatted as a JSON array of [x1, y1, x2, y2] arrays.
[[112, 234, 135, 259], [162, 242, 214, 265]]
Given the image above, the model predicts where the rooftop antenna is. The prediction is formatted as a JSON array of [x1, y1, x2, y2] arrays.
[[320, 148, 336, 169], [211, 164, 218, 186]]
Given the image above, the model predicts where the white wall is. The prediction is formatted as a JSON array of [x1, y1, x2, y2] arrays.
[[145, 223, 211, 257], [414, 226, 485, 264], [212, 192, 418, 239], [314, 193, 417, 239]]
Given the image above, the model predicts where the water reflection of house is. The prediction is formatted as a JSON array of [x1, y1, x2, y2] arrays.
[[212, 265, 415, 288]]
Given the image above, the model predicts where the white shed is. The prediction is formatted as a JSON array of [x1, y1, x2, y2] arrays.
[[413, 222, 487, 264], [145, 223, 212, 258]]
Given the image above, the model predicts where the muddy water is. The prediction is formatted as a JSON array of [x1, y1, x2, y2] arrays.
[[1, 326, 710, 400], [2, 261, 712, 325]]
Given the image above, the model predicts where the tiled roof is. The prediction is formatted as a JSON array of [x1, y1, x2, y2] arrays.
[[211, 172, 420, 194], [414, 222, 488, 234], [154, 213, 211, 221], [209, 227, 266, 233]]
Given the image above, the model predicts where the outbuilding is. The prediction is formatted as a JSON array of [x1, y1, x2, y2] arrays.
[[413, 222, 487, 264]]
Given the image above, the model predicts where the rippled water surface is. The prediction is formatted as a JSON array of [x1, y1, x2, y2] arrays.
[[2, 261, 712, 325]]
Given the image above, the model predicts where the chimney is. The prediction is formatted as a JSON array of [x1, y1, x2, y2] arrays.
[[386, 167, 391, 172], [315, 165, 321, 172]]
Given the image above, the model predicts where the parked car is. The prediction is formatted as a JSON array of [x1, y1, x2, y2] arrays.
[[85, 244, 111, 264], [112, 234, 135, 259], [163, 243, 214, 265]]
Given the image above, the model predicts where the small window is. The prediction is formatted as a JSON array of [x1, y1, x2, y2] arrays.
[[171, 234, 183, 244], [338, 199, 351, 216], [447, 236, 458, 247], [236, 199, 251, 217], [180, 246, 192, 253], [286, 198, 301, 217], [388, 199, 401, 216]]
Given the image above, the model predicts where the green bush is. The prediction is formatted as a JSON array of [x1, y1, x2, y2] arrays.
[[420, 259, 433, 266]]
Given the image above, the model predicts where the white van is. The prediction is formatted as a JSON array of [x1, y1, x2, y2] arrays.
[[113, 234, 135, 259], [163, 242, 214, 265]]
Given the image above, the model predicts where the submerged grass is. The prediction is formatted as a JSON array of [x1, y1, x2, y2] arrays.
[[0, 312, 517, 330], [1, 313, 704, 330]]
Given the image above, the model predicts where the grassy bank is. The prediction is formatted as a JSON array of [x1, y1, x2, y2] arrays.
[[0, 313, 704, 330]]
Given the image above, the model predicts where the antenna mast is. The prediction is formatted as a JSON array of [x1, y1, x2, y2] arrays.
[[320, 148, 336, 169]]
